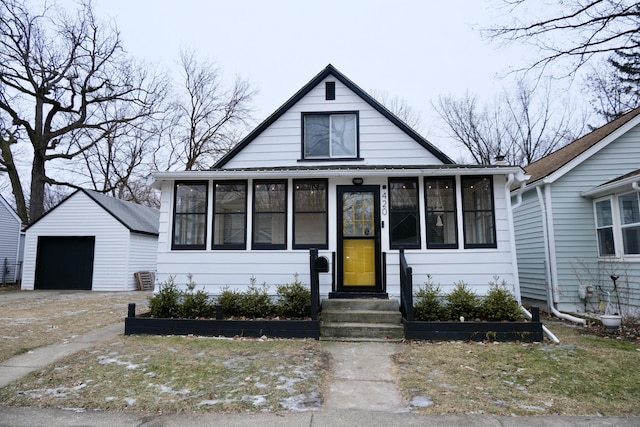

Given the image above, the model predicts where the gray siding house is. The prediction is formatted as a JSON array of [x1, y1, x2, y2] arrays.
[[0, 194, 24, 284], [513, 107, 640, 318], [22, 189, 159, 291]]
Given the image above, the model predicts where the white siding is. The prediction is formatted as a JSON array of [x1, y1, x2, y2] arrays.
[[22, 192, 132, 291], [126, 233, 159, 290], [222, 77, 445, 169], [0, 196, 22, 283], [513, 190, 548, 303]]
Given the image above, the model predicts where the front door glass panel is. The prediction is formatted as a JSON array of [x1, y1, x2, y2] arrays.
[[342, 191, 376, 287]]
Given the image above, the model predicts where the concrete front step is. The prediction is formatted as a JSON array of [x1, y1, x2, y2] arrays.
[[321, 309, 401, 324], [320, 322, 404, 340], [322, 298, 399, 311]]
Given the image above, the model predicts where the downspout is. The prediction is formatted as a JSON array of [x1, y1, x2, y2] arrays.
[[505, 173, 522, 302], [536, 185, 586, 325], [632, 181, 640, 192]]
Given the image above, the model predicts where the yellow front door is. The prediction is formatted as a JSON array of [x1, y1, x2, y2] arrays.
[[338, 186, 381, 292]]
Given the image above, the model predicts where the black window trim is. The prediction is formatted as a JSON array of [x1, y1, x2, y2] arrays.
[[172, 180, 208, 251], [292, 178, 329, 250], [211, 180, 248, 250], [461, 175, 497, 249], [424, 176, 459, 250], [300, 111, 361, 161], [388, 177, 421, 250], [252, 179, 288, 250]]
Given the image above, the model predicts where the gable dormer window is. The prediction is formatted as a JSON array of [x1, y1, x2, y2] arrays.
[[302, 112, 358, 160]]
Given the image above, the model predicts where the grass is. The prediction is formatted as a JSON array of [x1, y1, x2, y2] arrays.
[[394, 325, 640, 415], [0, 335, 329, 413], [0, 291, 149, 362]]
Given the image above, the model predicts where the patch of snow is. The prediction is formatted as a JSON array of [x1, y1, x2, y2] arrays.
[[409, 396, 433, 407], [123, 397, 136, 405], [279, 392, 322, 411]]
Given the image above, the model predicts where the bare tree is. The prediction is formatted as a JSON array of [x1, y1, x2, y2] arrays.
[[485, 0, 640, 75], [0, 0, 163, 223], [370, 89, 423, 132], [435, 80, 584, 166], [585, 59, 640, 122], [164, 49, 256, 171]]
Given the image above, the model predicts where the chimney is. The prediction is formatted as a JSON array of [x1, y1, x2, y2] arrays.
[[494, 155, 507, 165]]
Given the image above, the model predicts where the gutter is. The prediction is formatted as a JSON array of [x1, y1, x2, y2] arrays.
[[633, 181, 640, 192], [536, 185, 586, 325]]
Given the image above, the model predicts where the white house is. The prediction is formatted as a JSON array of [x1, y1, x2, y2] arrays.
[[22, 189, 159, 291], [0, 194, 24, 284], [152, 65, 527, 301], [513, 107, 640, 317]]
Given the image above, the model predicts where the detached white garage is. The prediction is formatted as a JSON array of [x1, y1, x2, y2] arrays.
[[22, 189, 159, 291]]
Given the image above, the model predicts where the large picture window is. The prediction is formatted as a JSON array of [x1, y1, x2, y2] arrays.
[[212, 181, 247, 249], [293, 179, 328, 249], [172, 182, 207, 250], [303, 112, 358, 159], [389, 178, 420, 249], [425, 177, 457, 248], [462, 176, 496, 248], [253, 180, 287, 249]]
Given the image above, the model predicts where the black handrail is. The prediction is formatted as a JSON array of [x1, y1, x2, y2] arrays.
[[399, 248, 414, 321], [309, 249, 321, 321]]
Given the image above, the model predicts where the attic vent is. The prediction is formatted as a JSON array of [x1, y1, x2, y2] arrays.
[[325, 81, 336, 100]]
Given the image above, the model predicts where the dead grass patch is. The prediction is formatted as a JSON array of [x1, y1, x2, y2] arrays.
[[0, 335, 330, 413], [0, 291, 149, 362], [395, 324, 640, 415]]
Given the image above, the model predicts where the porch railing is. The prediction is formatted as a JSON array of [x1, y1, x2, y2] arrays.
[[399, 248, 414, 321], [309, 249, 322, 321]]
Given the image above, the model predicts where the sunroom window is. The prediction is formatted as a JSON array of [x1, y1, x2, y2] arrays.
[[253, 180, 287, 249], [303, 112, 358, 159], [212, 181, 247, 249], [172, 182, 207, 250], [389, 178, 420, 249], [462, 176, 496, 248], [293, 179, 328, 249], [425, 177, 457, 248]]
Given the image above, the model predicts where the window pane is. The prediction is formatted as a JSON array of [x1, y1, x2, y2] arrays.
[[619, 193, 640, 225], [623, 226, 640, 254], [598, 228, 615, 256], [213, 182, 246, 247], [425, 178, 457, 248], [294, 180, 327, 248], [596, 200, 613, 227], [253, 181, 286, 248], [462, 177, 495, 247], [331, 114, 356, 157], [304, 115, 330, 158], [389, 179, 419, 248], [173, 182, 207, 248], [342, 192, 374, 237]]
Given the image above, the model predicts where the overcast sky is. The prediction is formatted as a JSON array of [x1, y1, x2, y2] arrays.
[[92, 0, 542, 161]]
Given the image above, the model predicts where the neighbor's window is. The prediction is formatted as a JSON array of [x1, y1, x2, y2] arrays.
[[425, 177, 457, 248], [173, 181, 207, 249], [293, 179, 328, 249], [462, 176, 496, 248], [212, 181, 247, 249], [595, 199, 615, 256], [303, 112, 358, 159], [389, 178, 420, 249], [253, 180, 287, 249], [619, 192, 640, 255]]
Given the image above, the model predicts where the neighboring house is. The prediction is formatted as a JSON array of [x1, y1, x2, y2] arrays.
[[22, 189, 159, 291], [0, 194, 24, 284], [513, 107, 640, 317], [151, 64, 527, 300]]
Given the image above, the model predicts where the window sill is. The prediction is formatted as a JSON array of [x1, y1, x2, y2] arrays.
[[298, 158, 364, 163]]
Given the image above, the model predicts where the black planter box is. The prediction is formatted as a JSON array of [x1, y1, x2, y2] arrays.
[[403, 319, 544, 342], [125, 316, 320, 339]]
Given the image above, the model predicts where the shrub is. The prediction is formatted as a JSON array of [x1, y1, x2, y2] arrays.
[[481, 279, 522, 321], [217, 287, 242, 318], [179, 275, 215, 319], [149, 276, 180, 318], [446, 281, 480, 320], [414, 276, 447, 321], [238, 279, 275, 319], [276, 276, 311, 318]]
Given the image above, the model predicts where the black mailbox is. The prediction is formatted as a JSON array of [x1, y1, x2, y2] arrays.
[[314, 256, 329, 273]]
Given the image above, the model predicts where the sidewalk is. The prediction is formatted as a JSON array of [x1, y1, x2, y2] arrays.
[[1, 324, 639, 426]]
